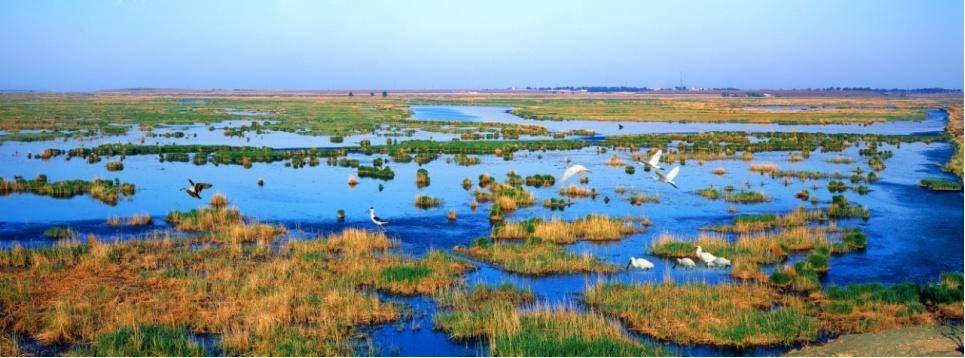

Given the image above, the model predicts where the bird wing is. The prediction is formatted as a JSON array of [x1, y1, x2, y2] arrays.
[[373, 215, 387, 223], [188, 179, 195, 186], [666, 166, 680, 181], [560, 165, 585, 185], [196, 182, 213, 190], [648, 150, 662, 167]]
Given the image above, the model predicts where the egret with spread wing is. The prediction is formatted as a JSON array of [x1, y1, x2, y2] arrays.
[[559, 164, 589, 186], [654, 166, 680, 189], [638, 149, 663, 171]]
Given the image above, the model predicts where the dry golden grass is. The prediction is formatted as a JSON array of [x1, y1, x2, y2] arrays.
[[584, 282, 819, 347], [493, 215, 637, 244], [607, 154, 624, 166], [454, 240, 617, 275], [704, 207, 827, 233], [199, 223, 287, 244], [713, 167, 727, 176], [106, 213, 154, 227], [0, 225, 473, 355], [749, 162, 779, 173], [651, 225, 835, 265], [347, 176, 359, 187], [558, 184, 596, 198]]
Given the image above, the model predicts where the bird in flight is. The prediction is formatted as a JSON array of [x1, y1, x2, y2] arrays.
[[181, 179, 213, 199]]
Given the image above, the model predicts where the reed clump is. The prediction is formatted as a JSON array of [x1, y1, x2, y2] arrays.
[[816, 274, 963, 335], [414, 194, 442, 209], [492, 215, 637, 244], [749, 162, 779, 174], [416, 168, 430, 187], [703, 207, 827, 233], [434, 284, 666, 356], [584, 282, 818, 347], [558, 184, 597, 198], [454, 238, 617, 275], [473, 181, 536, 213], [0, 224, 481, 355], [918, 178, 962, 191], [724, 190, 771, 203], [106, 213, 154, 227], [105, 161, 124, 172], [0, 176, 135, 205], [651, 226, 843, 265]]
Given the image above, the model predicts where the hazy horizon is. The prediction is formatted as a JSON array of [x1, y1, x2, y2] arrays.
[[1, 0, 962, 91]]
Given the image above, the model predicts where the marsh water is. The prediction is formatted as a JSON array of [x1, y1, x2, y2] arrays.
[[0, 106, 961, 356]]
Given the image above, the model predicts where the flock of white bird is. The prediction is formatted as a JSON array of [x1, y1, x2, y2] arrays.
[[562, 150, 730, 271], [184, 149, 726, 271]]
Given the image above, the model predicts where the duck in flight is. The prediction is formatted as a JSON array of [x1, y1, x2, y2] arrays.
[[181, 179, 212, 199]]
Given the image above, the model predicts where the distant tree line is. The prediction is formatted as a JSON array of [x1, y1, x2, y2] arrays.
[[527, 86, 655, 92]]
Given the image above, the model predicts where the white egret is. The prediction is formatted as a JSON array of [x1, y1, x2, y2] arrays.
[[673, 257, 697, 269], [560, 165, 589, 186], [654, 166, 680, 189], [695, 245, 717, 266], [638, 149, 663, 171], [712, 257, 732, 267], [626, 257, 655, 270]]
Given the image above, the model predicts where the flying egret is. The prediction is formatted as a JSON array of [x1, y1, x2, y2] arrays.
[[654, 166, 680, 189], [180, 179, 212, 199], [368, 207, 389, 230], [626, 257, 655, 270], [560, 165, 589, 186], [695, 245, 717, 266], [638, 149, 663, 171], [673, 257, 697, 269]]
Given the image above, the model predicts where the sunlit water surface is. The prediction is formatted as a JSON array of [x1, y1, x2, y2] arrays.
[[0, 106, 960, 356]]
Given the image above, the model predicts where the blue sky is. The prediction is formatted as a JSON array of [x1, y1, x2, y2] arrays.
[[0, 0, 961, 91]]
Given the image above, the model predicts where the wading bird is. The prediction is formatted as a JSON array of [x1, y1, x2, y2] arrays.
[[712, 257, 732, 267], [673, 257, 697, 269], [654, 165, 680, 189], [559, 164, 589, 186], [626, 257, 655, 270], [181, 179, 212, 199], [638, 149, 663, 171], [695, 245, 717, 266], [369, 207, 388, 230]]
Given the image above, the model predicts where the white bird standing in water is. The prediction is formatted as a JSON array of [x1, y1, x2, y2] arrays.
[[638, 149, 663, 171], [369, 207, 388, 230], [695, 246, 718, 267], [559, 164, 589, 186], [626, 257, 655, 270], [654, 166, 680, 189], [712, 257, 732, 267], [673, 257, 697, 269]]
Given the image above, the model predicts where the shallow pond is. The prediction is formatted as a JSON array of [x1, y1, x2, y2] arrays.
[[0, 107, 961, 356]]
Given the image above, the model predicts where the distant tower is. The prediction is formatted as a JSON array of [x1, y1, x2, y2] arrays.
[[679, 72, 683, 88]]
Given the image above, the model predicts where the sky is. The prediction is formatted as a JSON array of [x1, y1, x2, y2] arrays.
[[0, 0, 962, 91]]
